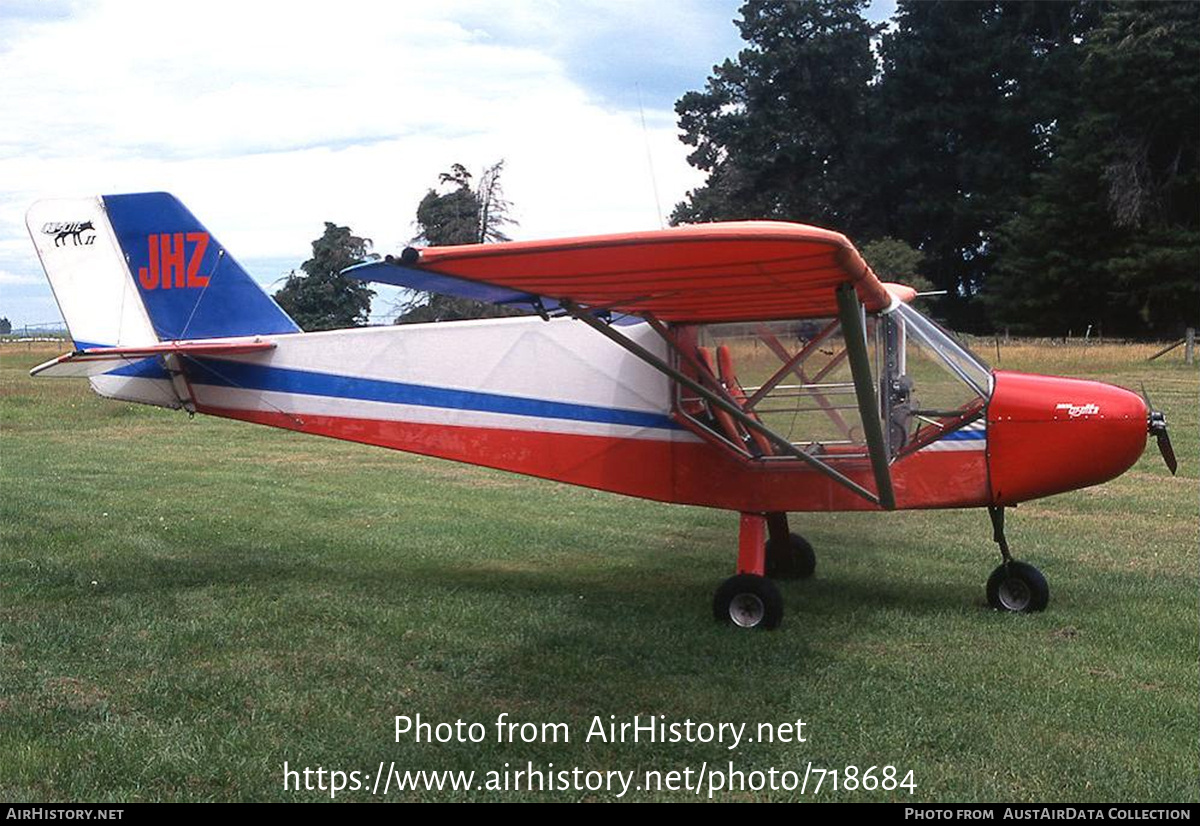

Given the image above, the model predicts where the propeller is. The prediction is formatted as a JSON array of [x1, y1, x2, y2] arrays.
[[1142, 385, 1178, 475]]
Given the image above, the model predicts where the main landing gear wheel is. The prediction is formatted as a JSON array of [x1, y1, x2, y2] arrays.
[[986, 561, 1049, 613], [765, 532, 816, 580], [713, 574, 784, 630]]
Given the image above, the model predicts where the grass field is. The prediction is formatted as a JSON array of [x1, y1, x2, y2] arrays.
[[1, 340, 1196, 802]]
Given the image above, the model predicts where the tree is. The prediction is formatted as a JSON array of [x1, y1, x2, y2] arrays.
[[395, 161, 518, 323], [861, 237, 936, 313], [674, 0, 1197, 335], [0, 317, 11, 335], [986, 2, 1200, 336], [672, 1, 1112, 331], [274, 223, 377, 331], [861, 237, 932, 289], [870, 0, 1093, 329], [413, 161, 514, 247], [671, 0, 884, 235]]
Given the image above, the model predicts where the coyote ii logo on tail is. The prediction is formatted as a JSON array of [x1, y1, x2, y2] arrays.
[[42, 221, 96, 247]]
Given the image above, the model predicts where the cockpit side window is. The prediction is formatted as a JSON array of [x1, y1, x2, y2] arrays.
[[672, 319, 875, 461]]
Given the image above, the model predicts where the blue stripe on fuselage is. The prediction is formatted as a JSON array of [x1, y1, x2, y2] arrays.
[[185, 358, 682, 431]]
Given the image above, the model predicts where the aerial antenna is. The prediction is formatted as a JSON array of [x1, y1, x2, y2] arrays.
[[636, 83, 665, 229]]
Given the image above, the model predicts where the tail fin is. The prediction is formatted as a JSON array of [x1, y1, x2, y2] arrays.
[[27, 192, 298, 347], [28, 193, 298, 409]]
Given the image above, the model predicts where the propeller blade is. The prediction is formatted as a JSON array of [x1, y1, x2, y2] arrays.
[[1156, 428, 1178, 475], [1143, 384, 1177, 475]]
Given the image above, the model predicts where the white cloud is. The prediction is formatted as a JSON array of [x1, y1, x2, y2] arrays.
[[0, 0, 746, 325]]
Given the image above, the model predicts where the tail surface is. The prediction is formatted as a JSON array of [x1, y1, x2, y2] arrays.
[[27, 192, 298, 407], [27, 192, 298, 347]]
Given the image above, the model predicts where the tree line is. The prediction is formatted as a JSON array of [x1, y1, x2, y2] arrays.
[[274, 1, 1197, 337], [672, 0, 1198, 336]]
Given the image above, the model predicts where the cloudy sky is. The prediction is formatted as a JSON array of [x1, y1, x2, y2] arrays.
[[1, 0, 894, 329]]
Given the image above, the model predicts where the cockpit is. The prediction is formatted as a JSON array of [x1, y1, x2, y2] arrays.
[[671, 301, 993, 463]]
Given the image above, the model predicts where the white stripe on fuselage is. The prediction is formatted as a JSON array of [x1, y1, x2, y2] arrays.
[[916, 419, 986, 451]]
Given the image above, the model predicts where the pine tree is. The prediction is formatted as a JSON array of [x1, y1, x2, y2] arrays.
[[987, 2, 1200, 336], [274, 223, 376, 331], [671, 0, 884, 235]]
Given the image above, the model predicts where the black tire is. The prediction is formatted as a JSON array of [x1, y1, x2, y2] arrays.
[[765, 532, 816, 580], [986, 561, 1049, 613], [713, 574, 784, 630]]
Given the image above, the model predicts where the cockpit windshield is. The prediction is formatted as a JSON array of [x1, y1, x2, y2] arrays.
[[879, 302, 992, 456]]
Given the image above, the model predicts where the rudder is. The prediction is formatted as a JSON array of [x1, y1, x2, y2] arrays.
[[27, 196, 157, 350]]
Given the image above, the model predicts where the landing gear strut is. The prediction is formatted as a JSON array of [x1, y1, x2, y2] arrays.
[[714, 512, 815, 630], [985, 506, 1049, 613], [765, 512, 816, 580]]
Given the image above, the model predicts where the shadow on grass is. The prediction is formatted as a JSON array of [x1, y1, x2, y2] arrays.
[[79, 534, 984, 646]]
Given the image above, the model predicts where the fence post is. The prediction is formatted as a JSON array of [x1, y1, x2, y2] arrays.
[[1187, 328, 1195, 365]]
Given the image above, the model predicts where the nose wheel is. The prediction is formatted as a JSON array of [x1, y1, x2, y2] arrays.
[[986, 506, 1050, 613], [986, 560, 1049, 612]]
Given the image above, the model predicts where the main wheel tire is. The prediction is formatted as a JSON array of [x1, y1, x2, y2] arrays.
[[713, 574, 784, 630], [765, 532, 816, 580], [986, 561, 1049, 613]]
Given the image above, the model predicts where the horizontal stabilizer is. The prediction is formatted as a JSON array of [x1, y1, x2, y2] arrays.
[[31, 338, 276, 378]]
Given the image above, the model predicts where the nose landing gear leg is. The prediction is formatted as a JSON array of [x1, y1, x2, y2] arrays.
[[985, 506, 1049, 613]]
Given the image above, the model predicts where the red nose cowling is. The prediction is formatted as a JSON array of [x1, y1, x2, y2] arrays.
[[986, 371, 1148, 505]]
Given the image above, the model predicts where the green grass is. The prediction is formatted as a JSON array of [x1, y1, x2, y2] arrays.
[[1, 342, 1196, 802]]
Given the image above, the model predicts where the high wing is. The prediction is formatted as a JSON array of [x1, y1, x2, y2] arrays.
[[345, 221, 913, 323], [343, 259, 558, 313]]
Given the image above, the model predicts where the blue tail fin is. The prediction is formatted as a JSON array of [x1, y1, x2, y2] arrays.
[[102, 192, 299, 340]]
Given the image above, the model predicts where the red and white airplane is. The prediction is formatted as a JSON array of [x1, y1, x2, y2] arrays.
[[27, 193, 1176, 629]]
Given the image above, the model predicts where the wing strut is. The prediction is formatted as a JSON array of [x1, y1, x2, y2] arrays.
[[835, 283, 896, 510], [561, 300, 887, 508]]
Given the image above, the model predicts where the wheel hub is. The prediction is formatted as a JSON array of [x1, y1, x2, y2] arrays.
[[997, 577, 1031, 611], [728, 593, 765, 627]]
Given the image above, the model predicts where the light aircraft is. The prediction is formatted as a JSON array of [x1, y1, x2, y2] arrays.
[[27, 193, 1177, 630]]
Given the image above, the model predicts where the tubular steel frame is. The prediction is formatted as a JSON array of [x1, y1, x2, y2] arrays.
[[561, 296, 896, 509]]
